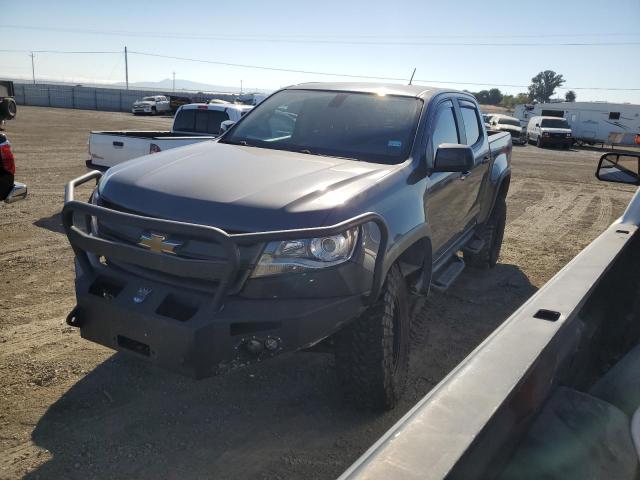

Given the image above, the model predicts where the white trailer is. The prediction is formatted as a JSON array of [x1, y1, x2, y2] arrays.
[[513, 101, 640, 145]]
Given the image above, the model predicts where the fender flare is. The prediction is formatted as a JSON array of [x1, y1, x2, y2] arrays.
[[381, 223, 433, 296]]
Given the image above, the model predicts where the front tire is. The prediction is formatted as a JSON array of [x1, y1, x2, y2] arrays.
[[335, 264, 410, 411], [536, 136, 543, 148], [465, 196, 507, 269]]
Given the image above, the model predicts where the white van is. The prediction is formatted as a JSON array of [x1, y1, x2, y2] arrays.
[[527, 116, 572, 149]]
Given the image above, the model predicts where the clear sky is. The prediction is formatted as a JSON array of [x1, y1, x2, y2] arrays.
[[2, 0, 639, 103]]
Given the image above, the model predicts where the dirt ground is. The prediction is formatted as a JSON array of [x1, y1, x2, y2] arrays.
[[0, 106, 637, 480]]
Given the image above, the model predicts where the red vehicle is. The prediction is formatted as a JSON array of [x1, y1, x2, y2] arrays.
[[1, 134, 27, 203]]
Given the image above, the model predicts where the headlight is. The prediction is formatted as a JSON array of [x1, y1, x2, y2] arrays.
[[566, 133, 572, 137], [543, 132, 550, 137], [251, 227, 359, 278]]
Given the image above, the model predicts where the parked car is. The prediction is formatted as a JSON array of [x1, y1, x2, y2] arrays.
[[526, 115, 572, 148], [482, 113, 493, 129], [63, 82, 512, 410], [488, 114, 526, 145], [0, 80, 17, 130], [0, 133, 28, 203], [88, 103, 253, 169], [339, 152, 640, 479], [166, 94, 192, 113], [131, 95, 171, 115]]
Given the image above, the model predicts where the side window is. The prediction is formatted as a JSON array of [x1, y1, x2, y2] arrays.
[[460, 106, 481, 146], [609, 112, 620, 120], [431, 102, 459, 156]]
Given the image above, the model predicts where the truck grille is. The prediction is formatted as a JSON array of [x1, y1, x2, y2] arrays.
[[95, 197, 262, 293]]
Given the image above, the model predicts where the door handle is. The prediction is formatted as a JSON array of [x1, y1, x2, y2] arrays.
[[481, 155, 490, 164], [459, 171, 470, 180], [113, 141, 124, 148]]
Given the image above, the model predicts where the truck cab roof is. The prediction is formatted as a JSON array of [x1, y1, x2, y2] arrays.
[[287, 82, 458, 100]]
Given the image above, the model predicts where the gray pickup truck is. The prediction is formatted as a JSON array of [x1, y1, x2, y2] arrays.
[[63, 82, 512, 410]]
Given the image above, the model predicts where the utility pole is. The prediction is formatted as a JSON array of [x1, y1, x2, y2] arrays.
[[240, 80, 243, 94], [30, 52, 35, 84], [124, 46, 129, 90], [172, 71, 175, 92]]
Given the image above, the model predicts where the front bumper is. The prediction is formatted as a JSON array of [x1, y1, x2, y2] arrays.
[[132, 106, 152, 114], [540, 135, 572, 147], [4, 181, 27, 203], [63, 171, 389, 377]]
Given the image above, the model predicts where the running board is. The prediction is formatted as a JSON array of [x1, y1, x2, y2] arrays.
[[431, 255, 465, 292], [462, 236, 486, 255]]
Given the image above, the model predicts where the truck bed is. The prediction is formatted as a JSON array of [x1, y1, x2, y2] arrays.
[[88, 131, 217, 170]]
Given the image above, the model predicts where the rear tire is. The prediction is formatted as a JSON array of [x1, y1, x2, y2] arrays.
[[335, 264, 410, 411], [465, 196, 507, 269], [0, 98, 17, 120]]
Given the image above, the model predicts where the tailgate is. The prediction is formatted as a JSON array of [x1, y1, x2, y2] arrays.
[[89, 133, 151, 168]]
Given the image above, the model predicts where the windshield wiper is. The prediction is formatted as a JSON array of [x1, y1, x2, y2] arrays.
[[221, 139, 252, 147]]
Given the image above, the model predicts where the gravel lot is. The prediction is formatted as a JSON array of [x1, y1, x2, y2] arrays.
[[1, 106, 637, 480]]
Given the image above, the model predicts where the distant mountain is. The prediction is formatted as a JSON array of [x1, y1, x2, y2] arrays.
[[114, 78, 270, 94]]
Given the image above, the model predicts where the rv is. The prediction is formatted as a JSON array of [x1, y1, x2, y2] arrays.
[[513, 101, 640, 145]]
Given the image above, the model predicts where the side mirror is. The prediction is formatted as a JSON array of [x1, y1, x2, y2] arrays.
[[433, 144, 474, 173], [220, 120, 236, 134], [535, 123, 539, 127], [596, 153, 640, 185]]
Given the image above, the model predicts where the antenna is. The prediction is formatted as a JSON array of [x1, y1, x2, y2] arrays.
[[408, 68, 416, 85]]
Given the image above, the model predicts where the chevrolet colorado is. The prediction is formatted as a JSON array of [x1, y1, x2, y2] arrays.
[[63, 82, 512, 410], [341, 152, 640, 476], [87, 103, 253, 170]]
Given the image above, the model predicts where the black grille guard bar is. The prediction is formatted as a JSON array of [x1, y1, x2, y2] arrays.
[[63, 170, 389, 311]]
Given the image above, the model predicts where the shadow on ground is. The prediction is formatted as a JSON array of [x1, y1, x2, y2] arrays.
[[26, 263, 536, 480], [34, 212, 64, 235]]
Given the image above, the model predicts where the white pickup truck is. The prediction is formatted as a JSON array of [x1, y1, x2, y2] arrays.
[[131, 95, 171, 115], [87, 103, 252, 170]]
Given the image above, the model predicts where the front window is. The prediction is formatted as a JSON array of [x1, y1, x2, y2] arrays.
[[221, 89, 423, 164], [541, 118, 569, 128], [498, 118, 520, 127]]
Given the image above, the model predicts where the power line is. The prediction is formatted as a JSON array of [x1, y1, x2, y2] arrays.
[[128, 50, 640, 91], [1, 25, 639, 46], [2, 47, 638, 92]]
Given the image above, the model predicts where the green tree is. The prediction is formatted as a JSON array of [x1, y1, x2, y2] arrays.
[[487, 88, 503, 105], [565, 90, 576, 102], [472, 88, 503, 105], [528, 70, 565, 102]]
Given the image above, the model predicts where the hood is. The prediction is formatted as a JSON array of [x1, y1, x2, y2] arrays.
[[498, 125, 522, 133], [99, 141, 394, 231]]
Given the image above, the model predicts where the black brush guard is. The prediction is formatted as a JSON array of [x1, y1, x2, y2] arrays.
[[62, 171, 390, 377]]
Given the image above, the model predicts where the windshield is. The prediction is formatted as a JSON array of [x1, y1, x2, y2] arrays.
[[541, 118, 569, 128], [221, 89, 423, 164], [142, 97, 155, 101], [499, 118, 520, 127]]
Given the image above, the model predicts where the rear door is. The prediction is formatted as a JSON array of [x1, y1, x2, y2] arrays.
[[454, 98, 491, 229]]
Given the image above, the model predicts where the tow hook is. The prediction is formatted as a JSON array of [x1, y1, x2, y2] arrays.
[[243, 336, 282, 355], [66, 306, 83, 327]]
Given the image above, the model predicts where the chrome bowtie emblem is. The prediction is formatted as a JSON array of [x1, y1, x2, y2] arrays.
[[138, 233, 181, 255], [133, 287, 153, 304]]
